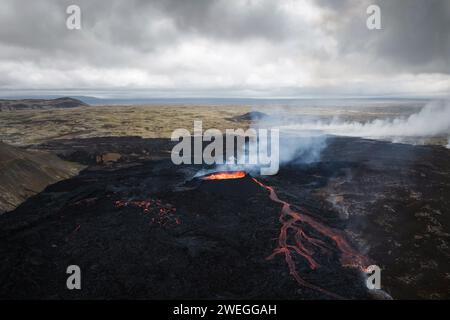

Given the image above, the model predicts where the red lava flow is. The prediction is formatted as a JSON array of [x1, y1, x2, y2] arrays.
[[251, 177, 369, 298], [115, 170, 369, 298]]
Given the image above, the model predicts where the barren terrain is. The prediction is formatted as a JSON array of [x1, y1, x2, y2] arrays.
[[0, 103, 449, 299]]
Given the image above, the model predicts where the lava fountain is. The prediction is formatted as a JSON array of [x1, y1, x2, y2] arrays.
[[200, 170, 369, 298], [201, 171, 246, 180]]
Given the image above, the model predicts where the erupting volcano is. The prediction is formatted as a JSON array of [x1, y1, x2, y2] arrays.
[[1, 135, 448, 300], [201, 171, 246, 180], [201, 171, 369, 298]]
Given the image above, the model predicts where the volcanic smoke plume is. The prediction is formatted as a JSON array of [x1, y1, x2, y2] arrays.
[[280, 100, 450, 143]]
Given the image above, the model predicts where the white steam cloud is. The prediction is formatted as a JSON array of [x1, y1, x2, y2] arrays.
[[196, 100, 450, 178], [274, 132, 327, 164], [282, 100, 450, 144], [197, 116, 328, 177]]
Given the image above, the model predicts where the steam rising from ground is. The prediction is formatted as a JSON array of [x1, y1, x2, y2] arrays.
[[280, 100, 450, 146], [197, 100, 450, 178], [276, 132, 327, 164], [248, 100, 450, 174]]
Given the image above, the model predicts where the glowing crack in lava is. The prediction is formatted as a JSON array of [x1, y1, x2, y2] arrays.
[[251, 177, 369, 298], [201, 171, 246, 180], [115, 198, 180, 226]]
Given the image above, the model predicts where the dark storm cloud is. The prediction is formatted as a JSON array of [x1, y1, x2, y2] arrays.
[[318, 0, 450, 73], [0, 0, 311, 74], [152, 0, 292, 41], [375, 0, 450, 72], [0, 0, 292, 52], [0, 0, 448, 95]]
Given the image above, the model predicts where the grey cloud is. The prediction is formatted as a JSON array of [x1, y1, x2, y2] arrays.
[[0, 0, 307, 71], [0, 0, 294, 51], [153, 0, 291, 41], [0, 0, 448, 95], [375, 0, 450, 72], [319, 0, 450, 73]]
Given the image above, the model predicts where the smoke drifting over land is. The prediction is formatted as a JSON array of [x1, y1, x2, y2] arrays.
[[230, 114, 329, 176], [229, 100, 450, 177], [281, 100, 450, 145]]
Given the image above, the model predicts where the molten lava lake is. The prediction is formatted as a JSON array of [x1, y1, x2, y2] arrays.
[[200, 171, 247, 180]]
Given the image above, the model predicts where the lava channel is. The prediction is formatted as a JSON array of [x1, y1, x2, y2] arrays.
[[252, 177, 369, 299], [196, 170, 369, 297]]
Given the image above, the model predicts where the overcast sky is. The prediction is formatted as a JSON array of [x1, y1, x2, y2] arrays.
[[0, 0, 449, 98]]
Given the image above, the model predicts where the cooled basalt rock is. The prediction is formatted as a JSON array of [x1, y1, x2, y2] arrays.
[[0, 136, 449, 299]]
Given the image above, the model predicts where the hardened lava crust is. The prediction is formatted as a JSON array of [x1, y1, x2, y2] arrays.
[[0, 136, 449, 299]]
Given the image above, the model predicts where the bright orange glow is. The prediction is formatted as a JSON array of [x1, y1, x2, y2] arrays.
[[252, 177, 370, 299], [202, 171, 246, 180]]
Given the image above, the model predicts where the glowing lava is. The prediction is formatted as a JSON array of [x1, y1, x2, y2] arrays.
[[200, 170, 368, 297], [252, 177, 369, 299], [201, 171, 246, 180], [114, 198, 180, 226]]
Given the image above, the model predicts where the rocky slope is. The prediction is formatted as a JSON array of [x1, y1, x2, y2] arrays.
[[0, 142, 84, 213]]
